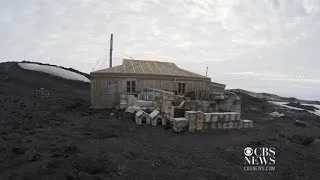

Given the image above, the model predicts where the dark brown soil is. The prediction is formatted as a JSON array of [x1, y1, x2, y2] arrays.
[[1, 62, 320, 180]]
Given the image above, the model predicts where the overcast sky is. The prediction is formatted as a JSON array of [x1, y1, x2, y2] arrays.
[[1, 0, 320, 100]]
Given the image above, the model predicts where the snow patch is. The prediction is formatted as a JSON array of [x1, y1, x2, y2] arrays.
[[269, 101, 320, 116], [18, 63, 90, 82], [269, 111, 285, 117], [302, 103, 320, 116], [269, 101, 305, 111]]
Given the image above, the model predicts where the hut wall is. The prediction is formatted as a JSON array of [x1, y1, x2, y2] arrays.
[[91, 75, 221, 109], [91, 77, 120, 109]]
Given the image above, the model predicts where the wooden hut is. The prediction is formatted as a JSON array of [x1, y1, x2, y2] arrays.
[[90, 59, 226, 109]]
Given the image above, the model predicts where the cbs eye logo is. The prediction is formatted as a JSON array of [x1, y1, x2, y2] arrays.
[[244, 147, 253, 156]]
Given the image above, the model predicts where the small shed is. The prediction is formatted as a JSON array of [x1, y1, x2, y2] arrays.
[[90, 59, 226, 109], [149, 109, 166, 126], [135, 110, 150, 125]]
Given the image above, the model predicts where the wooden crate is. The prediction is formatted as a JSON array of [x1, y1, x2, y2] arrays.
[[196, 120, 204, 131]]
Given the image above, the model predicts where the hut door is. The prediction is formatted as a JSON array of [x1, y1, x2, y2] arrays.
[[107, 79, 117, 95], [107, 79, 118, 108]]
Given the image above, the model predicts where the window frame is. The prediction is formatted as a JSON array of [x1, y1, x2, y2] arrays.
[[178, 82, 186, 94], [126, 80, 136, 93]]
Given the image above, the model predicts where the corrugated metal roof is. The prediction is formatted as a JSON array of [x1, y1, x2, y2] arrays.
[[91, 59, 209, 79]]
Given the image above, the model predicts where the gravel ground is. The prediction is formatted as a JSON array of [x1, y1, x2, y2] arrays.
[[1, 62, 320, 180]]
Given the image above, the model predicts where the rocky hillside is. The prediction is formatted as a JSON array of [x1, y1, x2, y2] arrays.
[[230, 89, 320, 105]]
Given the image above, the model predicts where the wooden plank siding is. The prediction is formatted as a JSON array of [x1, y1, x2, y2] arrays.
[[91, 76, 221, 109]]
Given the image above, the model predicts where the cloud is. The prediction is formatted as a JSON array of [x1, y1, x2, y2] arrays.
[[0, 0, 320, 100], [223, 71, 320, 84]]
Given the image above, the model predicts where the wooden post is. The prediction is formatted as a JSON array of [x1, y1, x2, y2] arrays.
[[109, 34, 113, 68], [206, 67, 208, 77]]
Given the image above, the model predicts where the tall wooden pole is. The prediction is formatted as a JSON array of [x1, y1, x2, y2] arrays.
[[206, 67, 208, 77], [109, 34, 113, 68]]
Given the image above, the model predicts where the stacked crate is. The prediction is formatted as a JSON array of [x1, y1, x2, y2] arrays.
[[119, 94, 128, 109], [207, 102, 218, 113], [202, 101, 210, 113], [196, 111, 205, 131], [172, 117, 189, 133], [185, 111, 197, 132], [152, 91, 162, 111], [195, 100, 203, 112], [127, 95, 136, 106], [242, 120, 254, 128], [185, 112, 254, 131], [184, 97, 191, 109], [204, 112, 213, 130], [190, 103, 197, 111], [210, 112, 241, 130], [161, 93, 175, 121]]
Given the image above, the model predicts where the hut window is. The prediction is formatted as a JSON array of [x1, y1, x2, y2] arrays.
[[127, 81, 136, 93], [178, 83, 186, 94]]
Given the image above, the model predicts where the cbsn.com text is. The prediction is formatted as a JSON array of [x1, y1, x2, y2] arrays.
[[244, 166, 276, 171]]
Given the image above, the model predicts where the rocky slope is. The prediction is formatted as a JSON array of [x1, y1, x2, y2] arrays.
[[230, 89, 320, 105]]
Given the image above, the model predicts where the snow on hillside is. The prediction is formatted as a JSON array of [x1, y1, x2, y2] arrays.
[[269, 101, 305, 111], [270, 101, 320, 116], [302, 103, 320, 116], [18, 63, 90, 83]]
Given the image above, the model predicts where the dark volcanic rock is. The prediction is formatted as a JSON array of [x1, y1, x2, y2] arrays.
[[72, 155, 117, 175], [279, 133, 286, 138], [0, 145, 7, 152], [245, 140, 266, 149], [27, 149, 42, 162], [64, 145, 80, 154], [78, 172, 102, 180], [302, 136, 315, 146], [12, 146, 26, 155], [289, 135, 315, 146]]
